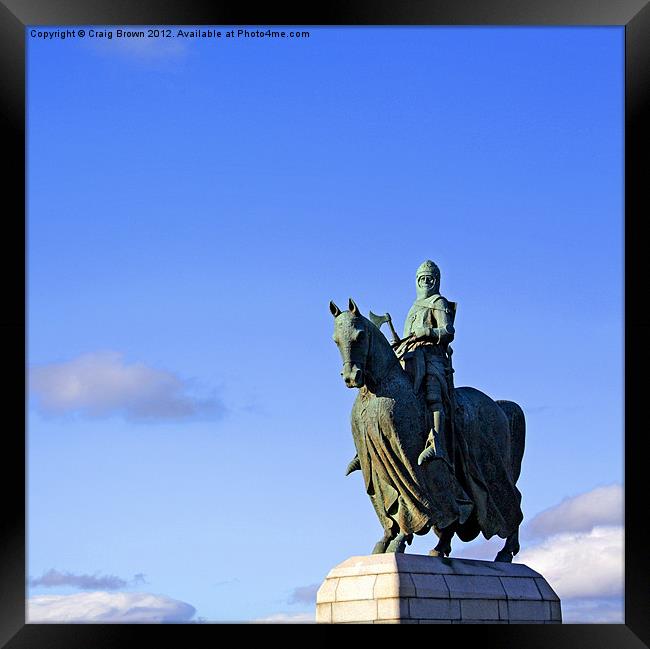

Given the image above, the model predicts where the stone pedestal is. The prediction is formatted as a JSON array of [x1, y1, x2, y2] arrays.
[[316, 554, 561, 624]]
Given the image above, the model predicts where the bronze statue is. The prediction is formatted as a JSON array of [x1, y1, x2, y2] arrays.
[[330, 265, 525, 561]]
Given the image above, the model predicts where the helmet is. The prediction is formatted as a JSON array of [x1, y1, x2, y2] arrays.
[[416, 260, 440, 282]]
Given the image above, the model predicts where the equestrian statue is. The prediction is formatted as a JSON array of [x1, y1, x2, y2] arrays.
[[330, 260, 525, 562]]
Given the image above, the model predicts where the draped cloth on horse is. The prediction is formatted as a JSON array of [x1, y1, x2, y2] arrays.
[[451, 387, 523, 541], [350, 375, 473, 538]]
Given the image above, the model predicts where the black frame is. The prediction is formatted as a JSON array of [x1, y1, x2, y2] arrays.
[[1, 1, 648, 645]]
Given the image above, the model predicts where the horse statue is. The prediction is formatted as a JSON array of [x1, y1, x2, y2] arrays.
[[330, 298, 525, 562]]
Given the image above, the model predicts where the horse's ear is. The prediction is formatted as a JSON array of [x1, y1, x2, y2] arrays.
[[329, 301, 342, 317], [349, 298, 360, 315]]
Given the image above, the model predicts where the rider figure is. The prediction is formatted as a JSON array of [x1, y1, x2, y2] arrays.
[[398, 260, 456, 469]]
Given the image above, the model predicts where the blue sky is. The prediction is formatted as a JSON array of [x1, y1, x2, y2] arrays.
[[27, 26, 623, 622]]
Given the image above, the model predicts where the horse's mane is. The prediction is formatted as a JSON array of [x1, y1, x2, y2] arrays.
[[362, 314, 391, 349], [358, 313, 404, 379]]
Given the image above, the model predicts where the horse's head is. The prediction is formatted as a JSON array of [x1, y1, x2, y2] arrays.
[[330, 298, 370, 389]]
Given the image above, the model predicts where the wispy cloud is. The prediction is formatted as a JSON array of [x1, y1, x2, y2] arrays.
[[29, 569, 148, 590], [560, 597, 623, 624], [30, 569, 122, 590], [288, 584, 319, 605], [252, 612, 315, 623], [212, 578, 239, 588], [525, 483, 622, 539], [30, 351, 224, 421], [28, 591, 196, 623], [517, 526, 623, 600]]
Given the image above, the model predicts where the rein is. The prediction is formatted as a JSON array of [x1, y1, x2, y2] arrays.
[[353, 325, 400, 389]]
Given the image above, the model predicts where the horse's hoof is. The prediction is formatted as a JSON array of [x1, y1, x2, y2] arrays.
[[372, 536, 391, 554], [428, 549, 443, 557]]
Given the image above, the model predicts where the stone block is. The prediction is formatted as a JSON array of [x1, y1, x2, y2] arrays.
[[457, 619, 507, 624], [507, 599, 550, 621], [418, 619, 452, 623], [498, 599, 509, 620], [460, 598, 500, 620], [444, 574, 507, 599], [500, 576, 542, 600], [535, 577, 560, 601], [316, 603, 332, 623], [550, 600, 562, 621], [329, 554, 398, 578], [514, 620, 545, 624], [378, 598, 410, 620], [374, 571, 416, 599], [409, 598, 461, 620], [411, 573, 449, 599], [394, 554, 449, 574], [335, 575, 376, 601], [316, 578, 338, 603], [374, 619, 418, 624], [405, 556, 541, 578], [332, 599, 377, 623]]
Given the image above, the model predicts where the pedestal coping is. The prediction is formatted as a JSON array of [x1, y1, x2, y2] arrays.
[[327, 553, 544, 579]]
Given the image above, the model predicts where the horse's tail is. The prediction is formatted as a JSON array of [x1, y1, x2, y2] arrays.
[[496, 400, 526, 485]]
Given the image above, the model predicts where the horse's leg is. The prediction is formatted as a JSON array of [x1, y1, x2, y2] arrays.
[[372, 528, 395, 554], [385, 531, 410, 553], [495, 528, 520, 563], [429, 523, 456, 557]]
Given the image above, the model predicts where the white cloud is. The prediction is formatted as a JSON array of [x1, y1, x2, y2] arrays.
[[30, 351, 223, 421], [517, 526, 623, 600], [525, 484, 623, 539], [29, 569, 148, 590], [561, 597, 623, 624], [28, 591, 196, 623], [29, 569, 126, 590], [252, 612, 315, 623]]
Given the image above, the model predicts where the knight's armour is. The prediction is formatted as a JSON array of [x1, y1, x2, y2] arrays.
[[403, 294, 455, 349]]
